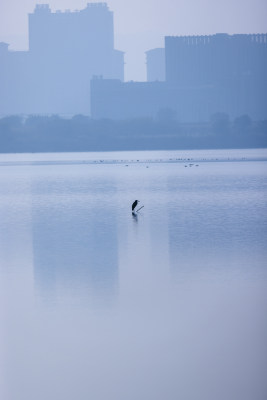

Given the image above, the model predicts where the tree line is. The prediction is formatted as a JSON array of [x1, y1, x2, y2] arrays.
[[0, 113, 266, 153]]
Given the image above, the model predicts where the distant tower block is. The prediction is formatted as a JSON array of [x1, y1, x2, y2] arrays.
[[26, 2, 124, 113], [146, 48, 165, 82], [165, 33, 267, 86]]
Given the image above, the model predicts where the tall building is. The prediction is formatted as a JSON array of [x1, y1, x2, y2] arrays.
[[0, 42, 31, 116], [28, 3, 123, 80], [146, 48, 165, 81], [165, 33, 267, 86], [164, 33, 267, 120], [0, 3, 124, 115]]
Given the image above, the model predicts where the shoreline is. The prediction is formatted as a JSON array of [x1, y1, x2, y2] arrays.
[[0, 148, 267, 167]]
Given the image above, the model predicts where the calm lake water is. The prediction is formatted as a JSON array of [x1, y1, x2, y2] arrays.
[[0, 149, 267, 400]]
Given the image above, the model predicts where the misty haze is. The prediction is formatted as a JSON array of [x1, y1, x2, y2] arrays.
[[0, 3, 266, 151], [0, 2, 267, 400]]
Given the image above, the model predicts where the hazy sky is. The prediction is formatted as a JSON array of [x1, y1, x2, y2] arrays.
[[0, 0, 266, 80]]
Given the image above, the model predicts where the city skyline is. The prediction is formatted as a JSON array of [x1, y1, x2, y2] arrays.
[[0, 0, 266, 81], [1, 3, 266, 118]]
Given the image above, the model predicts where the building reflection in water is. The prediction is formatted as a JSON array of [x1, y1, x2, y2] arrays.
[[167, 168, 267, 279], [31, 178, 118, 306]]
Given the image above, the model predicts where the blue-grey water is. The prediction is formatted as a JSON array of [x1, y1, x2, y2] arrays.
[[0, 149, 267, 400]]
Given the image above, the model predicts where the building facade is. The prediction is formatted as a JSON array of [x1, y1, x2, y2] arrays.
[[165, 33, 267, 86], [91, 77, 218, 122], [164, 33, 267, 120], [146, 48, 165, 82], [91, 78, 170, 119]]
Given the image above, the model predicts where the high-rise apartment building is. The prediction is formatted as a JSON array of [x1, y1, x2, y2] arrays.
[[165, 33, 267, 86], [0, 3, 124, 115], [146, 48, 165, 82], [28, 3, 123, 79], [164, 34, 267, 120]]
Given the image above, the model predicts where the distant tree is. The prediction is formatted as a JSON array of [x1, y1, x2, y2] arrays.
[[234, 114, 252, 133], [0, 115, 23, 132], [24, 115, 51, 127], [255, 120, 267, 135], [156, 107, 177, 122], [210, 112, 230, 135], [0, 116, 24, 152], [71, 114, 91, 123]]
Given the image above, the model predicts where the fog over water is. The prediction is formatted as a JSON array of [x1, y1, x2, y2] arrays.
[[0, 149, 267, 400]]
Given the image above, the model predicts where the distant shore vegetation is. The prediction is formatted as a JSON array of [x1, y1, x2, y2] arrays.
[[0, 113, 266, 153]]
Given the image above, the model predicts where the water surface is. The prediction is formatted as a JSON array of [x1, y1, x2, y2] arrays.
[[1, 149, 267, 400]]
